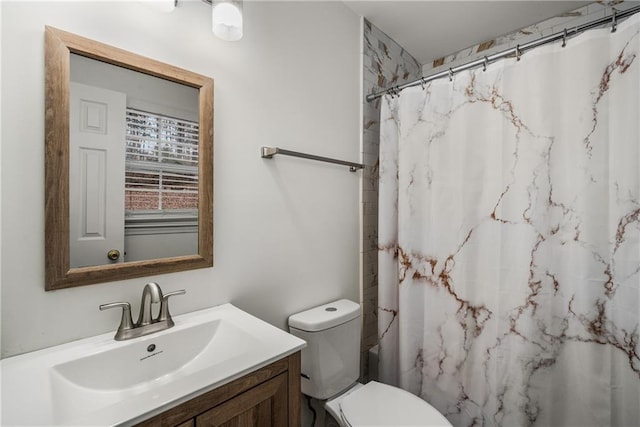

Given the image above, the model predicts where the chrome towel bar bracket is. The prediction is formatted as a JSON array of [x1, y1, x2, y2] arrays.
[[261, 146, 364, 172]]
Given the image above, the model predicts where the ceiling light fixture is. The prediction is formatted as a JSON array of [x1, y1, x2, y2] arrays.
[[203, 0, 243, 41]]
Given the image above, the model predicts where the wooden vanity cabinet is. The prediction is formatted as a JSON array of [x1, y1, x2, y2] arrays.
[[134, 352, 301, 427]]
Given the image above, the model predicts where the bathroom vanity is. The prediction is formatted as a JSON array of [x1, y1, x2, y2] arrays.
[[135, 352, 300, 426], [0, 304, 305, 426]]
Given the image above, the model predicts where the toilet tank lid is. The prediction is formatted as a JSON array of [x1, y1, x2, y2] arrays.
[[288, 299, 360, 332]]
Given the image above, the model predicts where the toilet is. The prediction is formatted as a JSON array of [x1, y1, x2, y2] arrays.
[[288, 299, 452, 427]]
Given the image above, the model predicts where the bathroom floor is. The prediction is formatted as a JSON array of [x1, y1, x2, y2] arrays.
[[303, 397, 341, 427]]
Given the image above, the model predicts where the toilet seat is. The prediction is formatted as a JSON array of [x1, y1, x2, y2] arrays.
[[336, 381, 452, 427]]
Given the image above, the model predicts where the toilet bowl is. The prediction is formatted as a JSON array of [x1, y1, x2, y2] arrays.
[[325, 381, 451, 427], [288, 299, 452, 427]]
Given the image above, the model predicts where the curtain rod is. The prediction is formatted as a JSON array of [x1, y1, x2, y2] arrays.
[[366, 4, 640, 103]]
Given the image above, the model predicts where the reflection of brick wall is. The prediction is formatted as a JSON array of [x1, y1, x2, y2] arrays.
[[162, 193, 197, 210], [125, 191, 159, 210], [125, 169, 198, 211], [125, 191, 197, 211]]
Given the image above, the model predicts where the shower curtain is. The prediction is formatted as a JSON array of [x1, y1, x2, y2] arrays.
[[378, 13, 640, 427]]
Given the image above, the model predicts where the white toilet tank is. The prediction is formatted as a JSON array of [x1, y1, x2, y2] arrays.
[[288, 299, 361, 400]]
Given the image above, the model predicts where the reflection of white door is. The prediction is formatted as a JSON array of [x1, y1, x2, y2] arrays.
[[69, 82, 126, 268]]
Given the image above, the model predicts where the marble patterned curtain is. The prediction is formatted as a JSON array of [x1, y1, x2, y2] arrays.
[[378, 13, 640, 427]]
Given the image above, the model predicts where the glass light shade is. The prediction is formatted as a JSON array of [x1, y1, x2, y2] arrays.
[[212, 1, 243, 41]]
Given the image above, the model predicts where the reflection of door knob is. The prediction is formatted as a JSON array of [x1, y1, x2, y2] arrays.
[[107, 249, 121, 261]]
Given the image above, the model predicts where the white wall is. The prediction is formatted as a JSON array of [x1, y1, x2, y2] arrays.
[[0, 0, 361, 358]]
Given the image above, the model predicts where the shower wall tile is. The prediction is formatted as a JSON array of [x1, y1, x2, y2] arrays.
[[362, 249, 378, 287], [364, 22, 420, 90], [363, 153, 378, 168], [362, 284, 378, 340], [361, 18, 422, 381], [363, 129, 379, 155], [424, 1, 639, 76]]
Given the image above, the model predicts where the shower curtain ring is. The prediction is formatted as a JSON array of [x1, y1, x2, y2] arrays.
[[483, 56, 489, 72], [515, 44, 521, 61], [562, 29, 568, 47], [611, 9, 617, 33], [448, 68, 454, 82]]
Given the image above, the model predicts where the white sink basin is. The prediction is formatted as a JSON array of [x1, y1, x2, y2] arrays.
[[53, 318, 251, 391], [1, 303, 306, 426]]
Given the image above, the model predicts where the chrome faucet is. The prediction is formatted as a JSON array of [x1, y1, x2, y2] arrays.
[[137, 282, 162, 326], [99, 282, 185, 341]]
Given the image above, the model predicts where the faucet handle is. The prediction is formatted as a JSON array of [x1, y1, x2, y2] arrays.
[[158, 290, 186, 325], [99, 302, 134, 338]]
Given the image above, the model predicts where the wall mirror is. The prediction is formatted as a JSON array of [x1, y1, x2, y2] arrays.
[[45, 26, 213, 290]]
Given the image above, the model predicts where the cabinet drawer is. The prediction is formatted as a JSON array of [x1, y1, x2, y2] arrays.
[[134, 352, 300, 427], [196, 373, 288, 427]]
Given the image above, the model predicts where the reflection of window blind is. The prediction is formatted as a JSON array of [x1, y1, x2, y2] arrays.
[[125, 108, 198, 212]]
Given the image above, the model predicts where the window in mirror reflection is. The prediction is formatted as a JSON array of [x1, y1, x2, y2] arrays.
[[125, 108, 199, 228], [69, 53, 199, 267]]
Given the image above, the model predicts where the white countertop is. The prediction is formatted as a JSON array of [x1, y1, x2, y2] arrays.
[[1, 303, 306, 426]]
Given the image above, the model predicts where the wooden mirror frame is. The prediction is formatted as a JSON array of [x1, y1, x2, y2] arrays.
[[45, 26, 213, 290]]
